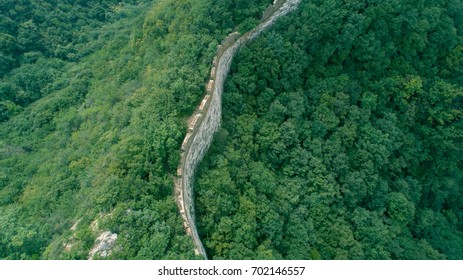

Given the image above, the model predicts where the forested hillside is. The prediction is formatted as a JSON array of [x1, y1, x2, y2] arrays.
[[196, 0, 463, 259], [0, 0, 142, 120], [2, 0, 462, 260], [0, 0, 273, 259]]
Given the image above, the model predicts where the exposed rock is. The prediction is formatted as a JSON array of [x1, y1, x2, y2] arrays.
[[70, 218, 82, 231], [88, 231, 118, 260], [62, 217, 83, 251], [63, 242, 73, 252], [90, 218, 99, 232]]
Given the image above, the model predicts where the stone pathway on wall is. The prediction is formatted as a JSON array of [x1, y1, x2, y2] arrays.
[[174, 0, 302, 260]]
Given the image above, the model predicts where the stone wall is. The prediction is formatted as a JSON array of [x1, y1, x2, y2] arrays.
[[174, 0, 302, 259]]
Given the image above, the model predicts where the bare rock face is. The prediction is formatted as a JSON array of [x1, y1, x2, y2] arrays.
[[62, 218, 82, 251], [70, 218, 82, 231], [62, 212, 120, 258], [88, 231, 118, 260]]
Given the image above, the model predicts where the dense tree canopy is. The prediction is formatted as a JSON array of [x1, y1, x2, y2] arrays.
[[0, 0, 273, 259], [1, 0, 461, 260], [196, 0, 463, 259], [0, 0, 142, 119]]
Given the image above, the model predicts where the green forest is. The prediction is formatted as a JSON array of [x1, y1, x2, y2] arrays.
[[1, 0, 462, 260], [195, 0, 463, 259], [0, 0, 273, 259]]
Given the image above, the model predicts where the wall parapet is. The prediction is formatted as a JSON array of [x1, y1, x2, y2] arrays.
[[173, 0, 302, 259]]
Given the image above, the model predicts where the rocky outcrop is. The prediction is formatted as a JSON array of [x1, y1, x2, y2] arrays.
[[88, 231, 118, 259]]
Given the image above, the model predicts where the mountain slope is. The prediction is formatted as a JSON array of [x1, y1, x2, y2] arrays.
[[0, 0, 273, 259], [195, 0, 463, 259]]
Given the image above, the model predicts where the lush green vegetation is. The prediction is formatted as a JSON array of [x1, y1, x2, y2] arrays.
[[2, 0, 461, 260], [0, 0, 273, 259], [0, 0, 140, 119], [0, 0, 271, 121], [196, 0, 463, 259]]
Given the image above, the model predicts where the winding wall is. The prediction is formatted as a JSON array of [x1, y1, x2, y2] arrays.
[[174, 0, 302, 259]]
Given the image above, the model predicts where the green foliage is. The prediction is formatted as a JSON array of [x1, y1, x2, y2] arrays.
[[195, 0, 463, 259], [0, 0, 273, 260], [0, 0, 158, 121], [3, 0, 460, 261]]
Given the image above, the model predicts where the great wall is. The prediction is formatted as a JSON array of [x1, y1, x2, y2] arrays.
[[173, 0, 302, 259]]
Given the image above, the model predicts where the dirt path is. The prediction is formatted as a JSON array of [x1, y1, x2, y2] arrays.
[[174, 0, 302, 260]]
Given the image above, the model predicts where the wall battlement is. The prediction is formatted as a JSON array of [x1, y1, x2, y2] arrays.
[[173, 0, 302, 259]]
